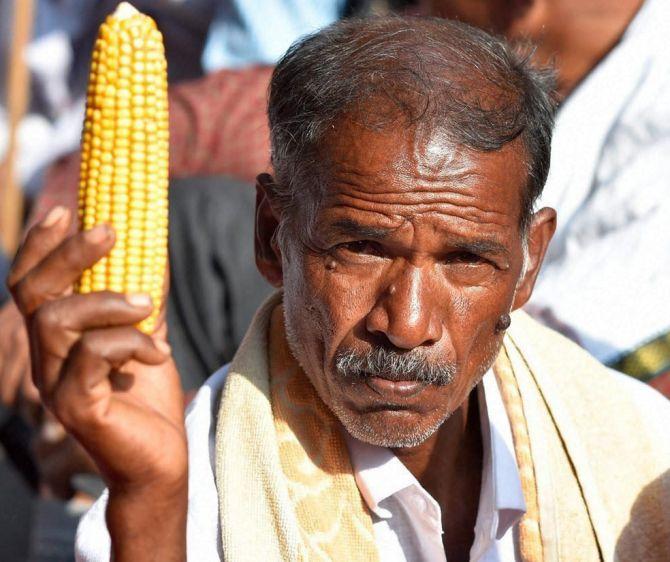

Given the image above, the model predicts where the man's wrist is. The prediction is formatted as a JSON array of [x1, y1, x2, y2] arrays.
[[106, 475, 188, 562]]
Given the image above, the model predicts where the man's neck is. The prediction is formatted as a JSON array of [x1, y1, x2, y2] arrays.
[[508, 0, 646, 99], [393, 389, 483, 562]]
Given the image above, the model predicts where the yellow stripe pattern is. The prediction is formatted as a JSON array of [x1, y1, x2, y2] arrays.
[[495, 348, 544, 562]]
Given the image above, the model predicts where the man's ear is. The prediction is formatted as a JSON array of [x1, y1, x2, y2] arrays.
[[512, 207, 557, 310], [255, 173, 284, 287]]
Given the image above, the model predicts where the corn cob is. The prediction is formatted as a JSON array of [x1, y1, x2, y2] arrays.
[[76, 2, 169, 334]]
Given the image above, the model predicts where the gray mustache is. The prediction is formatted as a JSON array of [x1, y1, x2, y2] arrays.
[[334, 347, 456, 386]]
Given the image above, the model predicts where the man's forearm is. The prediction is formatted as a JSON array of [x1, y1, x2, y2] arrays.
[[106, 478, 188, 562]]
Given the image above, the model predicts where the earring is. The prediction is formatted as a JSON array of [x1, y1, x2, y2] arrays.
[[495, 313, 511, 332]]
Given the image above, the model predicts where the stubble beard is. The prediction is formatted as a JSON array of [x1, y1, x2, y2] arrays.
[[283, 310, 502, 449]]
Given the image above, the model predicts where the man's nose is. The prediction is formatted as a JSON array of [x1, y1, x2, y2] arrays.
[[365, 265, 443, 350]]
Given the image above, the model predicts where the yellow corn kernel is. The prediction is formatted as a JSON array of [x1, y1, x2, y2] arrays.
[[75, 2, 169, 334]]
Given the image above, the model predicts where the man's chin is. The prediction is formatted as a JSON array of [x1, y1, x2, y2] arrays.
[[334, 406, 448, 449]]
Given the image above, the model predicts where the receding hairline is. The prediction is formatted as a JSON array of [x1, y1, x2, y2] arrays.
[[268, 15, 556, 234]]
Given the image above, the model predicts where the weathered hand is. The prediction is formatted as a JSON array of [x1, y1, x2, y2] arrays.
[[7, 207, 187, 560], [8, 207, 186, 490]]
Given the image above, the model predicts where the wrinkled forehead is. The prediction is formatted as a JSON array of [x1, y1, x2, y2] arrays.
[[314, 114, 529, 209]]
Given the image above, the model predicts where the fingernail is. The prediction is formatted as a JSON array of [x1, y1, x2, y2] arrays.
[[126, 293, 152, 307], [86, 224, 112, 243], [41, 206, 67, 228], [155, 339, 171, 354]]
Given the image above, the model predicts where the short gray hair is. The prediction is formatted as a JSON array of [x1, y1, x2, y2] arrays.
[[268, 16, 556, 240]]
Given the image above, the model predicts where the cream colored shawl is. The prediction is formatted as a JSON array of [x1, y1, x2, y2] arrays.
[[215, 293, 670, 561]]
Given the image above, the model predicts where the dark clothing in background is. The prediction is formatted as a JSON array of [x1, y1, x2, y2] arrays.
[[167, 176, 272, 389]]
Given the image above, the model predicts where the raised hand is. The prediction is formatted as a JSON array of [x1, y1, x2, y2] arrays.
[[8, 206, 187, 561]]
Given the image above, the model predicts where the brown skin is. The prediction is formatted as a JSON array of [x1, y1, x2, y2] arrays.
[[0, 300, 36, 412], [256, 117, 556, 560], [7, 207, 187, 562], [422, 0, 645, 99], [10, 114, 554, 560]]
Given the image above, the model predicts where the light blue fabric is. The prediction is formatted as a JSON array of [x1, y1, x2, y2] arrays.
[[201, 0, 346, 70]]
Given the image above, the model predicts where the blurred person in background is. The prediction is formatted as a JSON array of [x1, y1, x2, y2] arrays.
[[419, 0, 670, 393]]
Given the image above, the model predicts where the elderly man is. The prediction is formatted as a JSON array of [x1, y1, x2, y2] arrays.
[[8, 17, 670, 562]]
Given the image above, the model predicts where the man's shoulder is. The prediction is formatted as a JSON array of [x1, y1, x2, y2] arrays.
[[508, 311, 670, 560], [508, 310, 670, 422]]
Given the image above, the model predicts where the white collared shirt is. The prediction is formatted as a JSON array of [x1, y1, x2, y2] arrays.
[[75, 368, 525, 562], [345, 371, 525, 562]]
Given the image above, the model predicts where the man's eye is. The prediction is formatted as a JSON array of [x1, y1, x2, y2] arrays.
[[339, 241, 382, 256], [446, 251, 487, 265]]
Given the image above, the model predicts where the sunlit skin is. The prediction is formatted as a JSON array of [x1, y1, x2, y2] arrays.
[[256, 113, 556, 560], [421, 0, 646, 98]]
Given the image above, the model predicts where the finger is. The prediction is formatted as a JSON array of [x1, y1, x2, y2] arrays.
[[34, 291, 154, 337], [0, 319, 29, 406], [28, 292, 154, 396], [18, 373, 43, 427], [0, 350, 24, 406], [45, 327, 170, 408], [30, 292, 157, 398], [0, 358, 21, 406], [12, 225, 115, 315], [7, 207, 72, 288]]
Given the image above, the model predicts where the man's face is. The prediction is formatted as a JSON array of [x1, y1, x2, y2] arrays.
[[267, 118, 539, 448]]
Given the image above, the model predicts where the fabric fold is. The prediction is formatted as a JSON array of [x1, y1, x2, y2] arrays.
[[215, 294, 670, 561], [215, 293, 378, 561]]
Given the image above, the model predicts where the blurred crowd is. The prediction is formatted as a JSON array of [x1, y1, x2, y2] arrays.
[[1, 0, 669, 560]]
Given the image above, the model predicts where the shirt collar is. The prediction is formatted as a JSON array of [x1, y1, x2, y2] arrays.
[[344, 369, 526, 536], [345, 431, 417, 519]]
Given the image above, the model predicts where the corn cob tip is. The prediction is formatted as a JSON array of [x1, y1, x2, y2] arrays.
[[114, 2, 140, 20]]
